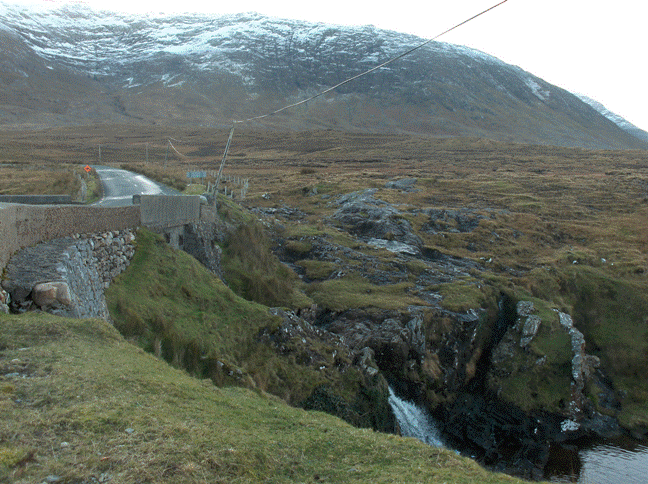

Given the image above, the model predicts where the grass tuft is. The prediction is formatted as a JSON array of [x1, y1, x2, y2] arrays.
[[222, 222, 311, 309]]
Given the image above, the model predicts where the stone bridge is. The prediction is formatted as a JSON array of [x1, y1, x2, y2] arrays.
[[0, 195, 201, 270], [0, 195, 218, 317]]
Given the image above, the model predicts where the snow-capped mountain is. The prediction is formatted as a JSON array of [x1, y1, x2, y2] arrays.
[[576, 94, 648, 144], [0, 2, 645, 149]]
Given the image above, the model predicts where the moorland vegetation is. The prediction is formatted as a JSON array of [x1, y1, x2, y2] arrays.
[[1, 126, 647, 481]]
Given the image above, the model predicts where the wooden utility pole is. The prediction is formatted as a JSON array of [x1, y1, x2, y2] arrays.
[[215, 126, 235, 194]]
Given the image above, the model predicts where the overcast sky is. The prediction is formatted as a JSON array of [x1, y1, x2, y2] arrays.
[[6, 0, 648, 132]]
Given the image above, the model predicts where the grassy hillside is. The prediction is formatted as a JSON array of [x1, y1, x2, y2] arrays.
[[0, 313, 529, 483], [2, 127, 648, 479], [105, 228, 391, 431]]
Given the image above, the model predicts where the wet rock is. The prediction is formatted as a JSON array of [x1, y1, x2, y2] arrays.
[[430, 309, 485, 391], [435, 392, 557, 480], [579, 412, 622, 439]]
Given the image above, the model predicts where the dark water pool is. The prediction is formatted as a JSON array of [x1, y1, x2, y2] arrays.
[[547, 437, 648, 483]]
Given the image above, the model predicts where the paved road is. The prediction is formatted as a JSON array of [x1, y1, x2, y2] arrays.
[[91, 165, 180, 207]]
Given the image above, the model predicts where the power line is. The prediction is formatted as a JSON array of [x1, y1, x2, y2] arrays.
[[213, 0, 509, 194], [233, 0, 508, 125], [167, 139, 187, 159]]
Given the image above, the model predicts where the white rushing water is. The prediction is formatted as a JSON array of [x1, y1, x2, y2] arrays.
[[388, 387, 444, 447]]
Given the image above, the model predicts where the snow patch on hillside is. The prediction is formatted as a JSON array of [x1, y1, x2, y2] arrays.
[[525, 78, 550, 101]]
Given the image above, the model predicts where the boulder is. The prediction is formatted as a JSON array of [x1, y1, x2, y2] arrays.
[[385, 177, 418, 191], [32, 282, 72, 309], [0, 288, 9, 314]]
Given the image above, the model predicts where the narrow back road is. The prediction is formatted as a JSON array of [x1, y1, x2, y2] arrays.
[[92, 165, 180, 207]]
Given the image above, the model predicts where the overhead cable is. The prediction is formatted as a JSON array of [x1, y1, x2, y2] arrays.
[[214, 0, 508, 194], [233, 0, 509, 125]]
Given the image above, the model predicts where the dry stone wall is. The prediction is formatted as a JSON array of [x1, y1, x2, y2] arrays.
[[2, 229, 136, 319]]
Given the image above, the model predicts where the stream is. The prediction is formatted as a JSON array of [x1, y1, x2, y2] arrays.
[[388, 386, 648, 483], [387, 387, 444, 447], [547, 437, 648, 484]]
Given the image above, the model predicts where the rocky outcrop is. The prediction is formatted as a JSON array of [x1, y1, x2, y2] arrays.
[[557, 311, 602, 421], [323, 309, 426, 379], [435, 392, 560, 480], [313, 305, 489, 406], [259, 308, 396, 432], [2, 230, 136, 319], [489, 301, 542, 372], [331, 189, 423, 253], [260, 192, 637, 478], [385, 178, 418, 192]]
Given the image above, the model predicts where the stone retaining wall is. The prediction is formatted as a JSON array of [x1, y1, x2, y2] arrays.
[[2, 229, 136, 319], [0, 203, 140, 270]]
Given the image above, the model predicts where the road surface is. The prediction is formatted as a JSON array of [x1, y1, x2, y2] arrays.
[[92, 165, 180, 207]]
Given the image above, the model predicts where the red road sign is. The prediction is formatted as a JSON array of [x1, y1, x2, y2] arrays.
[[84, 165, 92, 173]]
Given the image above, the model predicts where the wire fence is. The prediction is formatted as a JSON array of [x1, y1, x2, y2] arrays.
[[92, 140, 250, 199]]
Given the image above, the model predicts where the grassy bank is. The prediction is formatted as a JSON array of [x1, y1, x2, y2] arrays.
[[0, 313, 530, 483], [105, 229, 388, 428]]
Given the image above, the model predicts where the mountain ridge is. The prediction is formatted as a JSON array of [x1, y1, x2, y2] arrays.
[[576, 93, 648, 143], [0, 3, 646, 150]]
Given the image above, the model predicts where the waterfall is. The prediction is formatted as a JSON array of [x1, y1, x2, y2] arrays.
[[388, 387, 444, 447]]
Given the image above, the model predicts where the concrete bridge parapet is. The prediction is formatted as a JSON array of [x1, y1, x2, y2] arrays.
[[134, 194, 202, 250]]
